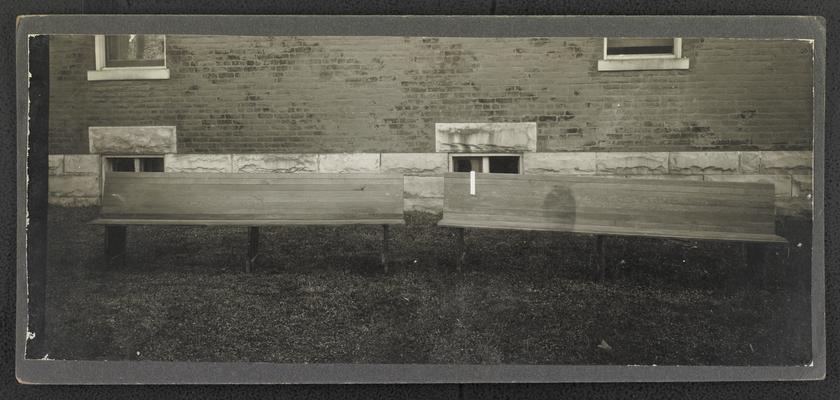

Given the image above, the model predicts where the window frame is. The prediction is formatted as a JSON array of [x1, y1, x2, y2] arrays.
[[448, 153, 523, 174], [597, 37, 690, 72], [88, 35, 170, 81], [101, 155, 166, 193]]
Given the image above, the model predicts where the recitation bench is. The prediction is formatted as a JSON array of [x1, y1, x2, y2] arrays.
[[90, 172, 405, 272], [438, 172, 787, 278]]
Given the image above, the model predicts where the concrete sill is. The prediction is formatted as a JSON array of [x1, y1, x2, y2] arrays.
[[597, 58, 690, 72], [87, 68, 170, 81]]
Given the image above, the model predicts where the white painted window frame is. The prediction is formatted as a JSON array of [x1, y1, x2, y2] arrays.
[[87, 35, 170, 81], [597, 38, 690, 71], [448, 153, 524, 174]]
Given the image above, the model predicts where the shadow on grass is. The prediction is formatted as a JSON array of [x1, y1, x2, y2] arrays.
[[43, 206, 812, 365]]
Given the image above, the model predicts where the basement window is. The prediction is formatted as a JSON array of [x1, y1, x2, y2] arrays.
[[450, 154, 521, 174], [88, 34, 170, 81], [101, 155, 164, 195], [597, 38, 690, 71], [105, 156, 165, 173]]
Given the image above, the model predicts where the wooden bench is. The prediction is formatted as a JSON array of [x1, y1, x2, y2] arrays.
[[91, 172, 405, 272], [438, 172, 787, 278]]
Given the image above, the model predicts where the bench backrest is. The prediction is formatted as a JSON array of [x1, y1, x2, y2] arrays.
[[99, 172, 405, 225], [439, 173, 785, 243]]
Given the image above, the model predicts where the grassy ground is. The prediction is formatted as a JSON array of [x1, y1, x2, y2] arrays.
[[44, 205, 812, 365]]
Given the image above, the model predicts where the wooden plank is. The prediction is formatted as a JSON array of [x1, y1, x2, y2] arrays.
[[443, 172, 775, 190], [101, 206, 405, 217], [98, 211, 406, 220], [443, 178, 775, 198], [102, 191, 403, 210], [105, 179, 403, 189], [439, 173, 784, 243], [438, 217, 787, 243], [106, 171, 403, 181], [444, 176, 775, 197], [439, 207, 775, 229], [104, 186, 403, 202], [106, 182, 402, 192], [100, 173, 405, 223], [101, 198, 403, 216], [443, 191, 775, 214], [91, 218, 406, 226], [103, 188, 404, 202], [445, 178, 773, 195], [444, 177, 773, 213], [443, 192, 774, 219], [440, 211, 776, 235]]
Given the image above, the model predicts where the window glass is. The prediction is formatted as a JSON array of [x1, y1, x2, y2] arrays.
[[452, 155, 521, 174], [108, 157, 165, 172], [606, 38, 674, 56], [488, 156, 519, 174], [105, 35, 165, 67], [110, 158, 136, 172], [453, 157, 483, 173], [140, 158, 165, 172]]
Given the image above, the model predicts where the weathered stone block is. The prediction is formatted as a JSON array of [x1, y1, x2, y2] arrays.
[[595, 152, 669, 175], [404, 176, 444, 199], [404, 198, 444, 213], [89, 126, 177, 154], [232, 154, 317, 173], [317, 153, 380, 173], [49, 175, 100, 198], [759, 151, 813, 175], [669, 152, 739, 174], [63, 154, 101, 175], [48, 155, 64, 176], [435, 122, 537, 153], [703, 174, 792, 198], [523, 152, 596, 175], [381, 153, 448, 175], [739, 151, 761, 174], [165, 154, 233, 173], [792, 174, 813, 199], [48, 196, 100, 207]]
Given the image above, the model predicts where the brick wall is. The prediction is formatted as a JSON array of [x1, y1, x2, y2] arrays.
[[48, 36, 814, 155]]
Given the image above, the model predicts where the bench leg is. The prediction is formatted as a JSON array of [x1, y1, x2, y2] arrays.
[[595, 234, 607, 281], [743, 242, 768, 286], [381, 225, 390, 273], [246, 226, 259, 273], [456, 228, 467, 272], [105, 225, 127, 269]]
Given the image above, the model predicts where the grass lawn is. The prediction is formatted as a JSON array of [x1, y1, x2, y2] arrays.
[[43, 205, 812, 365]]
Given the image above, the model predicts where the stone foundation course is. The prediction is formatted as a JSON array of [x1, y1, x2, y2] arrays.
[[49, 150, 813, 217]]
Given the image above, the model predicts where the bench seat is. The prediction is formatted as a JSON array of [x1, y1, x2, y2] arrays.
[[92, 172, 405, 272], [438, 172, 787, 275]]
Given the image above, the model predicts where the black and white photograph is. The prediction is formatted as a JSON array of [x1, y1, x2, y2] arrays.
[[15, 15, 825, 384]]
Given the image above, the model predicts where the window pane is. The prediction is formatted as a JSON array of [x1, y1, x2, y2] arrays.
[[105, 35, 165, 67], [488, 156, 520, 174], [140, 158, 165, 172], [607, 38, 674, 55], [110, 158, 135, 172], [453, 157, 483, 173]]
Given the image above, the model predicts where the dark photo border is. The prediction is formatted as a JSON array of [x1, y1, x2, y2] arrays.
[[15, 15, 825, 384]]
